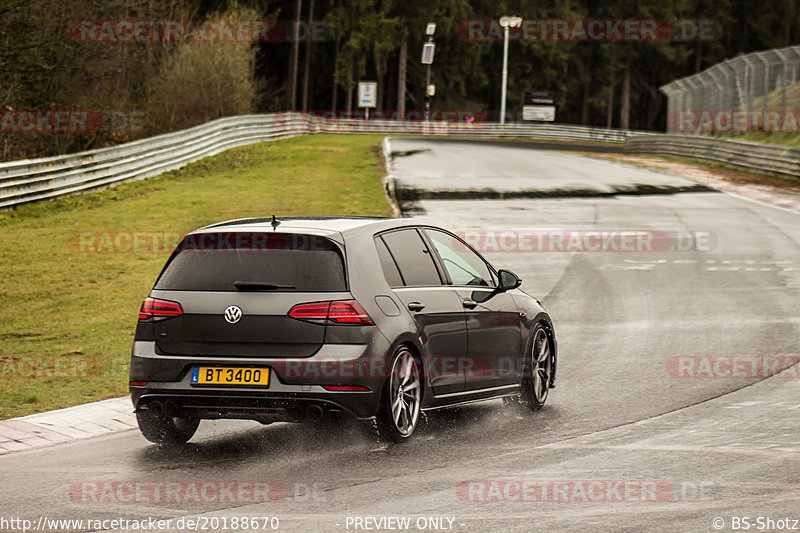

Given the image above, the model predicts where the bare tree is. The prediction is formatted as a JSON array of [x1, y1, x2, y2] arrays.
[[148, 4, 259, 132], [288, 0, 302, 110], [619, 65, 630, 130], [301, 0, 314, 112], [396, 38, 407, 118]]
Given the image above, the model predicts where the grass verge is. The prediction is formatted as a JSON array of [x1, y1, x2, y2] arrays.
[[587, 152, 800, 192], [725, 131, 800, 148], [0, 134, 392, 419]]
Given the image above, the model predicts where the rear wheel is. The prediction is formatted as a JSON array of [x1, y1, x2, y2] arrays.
[[136, 410, 199, 445], [520, 324, 552, 411], [376, 347, 421, 442]]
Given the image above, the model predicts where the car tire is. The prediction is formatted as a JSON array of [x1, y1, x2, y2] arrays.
[[136, 410, 200, 445], [519, 323, 553, 411], [375, 346, 422, 443]]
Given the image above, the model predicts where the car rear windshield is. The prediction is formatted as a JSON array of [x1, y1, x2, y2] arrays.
[[154, 232, 346, 291]]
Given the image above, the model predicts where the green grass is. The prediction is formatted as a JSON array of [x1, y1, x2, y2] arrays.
[[0, 134, 392, 419], [725, 131, 800, 149]]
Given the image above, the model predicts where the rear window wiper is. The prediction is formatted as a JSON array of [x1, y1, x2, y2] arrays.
[[233, 281, 296, 291]]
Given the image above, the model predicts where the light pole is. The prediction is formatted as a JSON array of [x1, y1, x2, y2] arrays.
[[421, 23, 436, 122], [499, 16, 522, 124]]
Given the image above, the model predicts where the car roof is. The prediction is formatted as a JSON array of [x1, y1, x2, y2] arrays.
[[192, 216, 432, 237]]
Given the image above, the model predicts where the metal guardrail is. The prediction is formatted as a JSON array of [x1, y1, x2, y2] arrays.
[[0, 114, 311, 209], [0, 112, 645, 209], [624, 134, 800, 179], [318, 119, 642, 144]]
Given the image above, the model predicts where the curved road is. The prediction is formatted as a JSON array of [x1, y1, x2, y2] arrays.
[[2, 139, 799, 532]]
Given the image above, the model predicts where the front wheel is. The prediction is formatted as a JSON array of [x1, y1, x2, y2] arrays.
[[519, 324, 553, 411], [375, 347, 422, 442], [136, 410, 199, 445]]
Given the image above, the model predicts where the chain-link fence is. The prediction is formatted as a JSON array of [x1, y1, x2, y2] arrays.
[[661, 45, 800, 134]]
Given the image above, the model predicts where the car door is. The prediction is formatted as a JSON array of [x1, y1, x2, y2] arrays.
[[422, 228, 521, 390], [377, 228, 467, 395]]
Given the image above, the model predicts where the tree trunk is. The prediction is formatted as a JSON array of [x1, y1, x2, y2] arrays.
[[377, 71, 383, 112], [345, 59, 353, 114], [695, 41, 703, 73], [301, 0, 314, 112], [345, 2, 354, 115], [580, 51, 593, 125], [581, 81, 590, 125], [397, 38, 407, 119], [288, 0, 302, 110], [606, 84, 614, 128], [330, 1, 341, 112], [619, 65, 630, 130]]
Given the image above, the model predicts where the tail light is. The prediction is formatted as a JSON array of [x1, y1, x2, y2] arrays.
[[288, 300, 374, 325], [138, 298, 182, 321], [322, 385, 370, 391]]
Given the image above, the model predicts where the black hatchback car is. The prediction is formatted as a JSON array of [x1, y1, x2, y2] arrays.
[[130, 216, 557, 443]]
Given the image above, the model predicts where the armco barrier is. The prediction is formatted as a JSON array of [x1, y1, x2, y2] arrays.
[[0, 113, 312, 209], [0, 112, 645, 209], [624, 134, 800, 179]]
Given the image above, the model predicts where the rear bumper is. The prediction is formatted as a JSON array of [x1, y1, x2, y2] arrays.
[[129, 340, 392, 420], [132, 390, 377, 422]]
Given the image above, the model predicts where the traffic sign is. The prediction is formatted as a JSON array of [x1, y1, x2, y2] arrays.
[[524, 90, 555, 105], [523, 105, 556, 121], [358, 82, 377, 108]]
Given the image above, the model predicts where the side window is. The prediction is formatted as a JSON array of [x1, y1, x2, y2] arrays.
[[380, 229, 443, 287], [424, 229, 496, 288], [374, 236, 404, 287]]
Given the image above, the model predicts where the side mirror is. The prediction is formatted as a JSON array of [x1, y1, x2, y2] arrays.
[[471, 269, 522, 303], [498, 269, 522, 291]]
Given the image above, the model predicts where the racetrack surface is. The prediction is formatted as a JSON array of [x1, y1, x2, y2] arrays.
[[1, 139, 799, 532]]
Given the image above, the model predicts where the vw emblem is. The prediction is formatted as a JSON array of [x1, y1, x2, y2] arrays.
[[224, 305, 242, 324]]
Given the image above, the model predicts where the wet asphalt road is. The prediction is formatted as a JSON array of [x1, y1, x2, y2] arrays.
[[2, 139, 800, 533]]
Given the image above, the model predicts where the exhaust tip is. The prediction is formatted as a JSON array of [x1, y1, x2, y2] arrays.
[[305, 404, 325, 422], [142, 399, 179, 418], [146, 400, 165, 415]]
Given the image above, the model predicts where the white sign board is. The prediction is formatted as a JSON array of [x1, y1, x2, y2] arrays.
[[523, 105, 556, 122], [358, 82, 377, 108], [421, 43, 435, 65]]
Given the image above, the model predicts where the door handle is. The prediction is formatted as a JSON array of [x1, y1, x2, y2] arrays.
[[407, 302, 426, 312], [462, 299, 478, 310]]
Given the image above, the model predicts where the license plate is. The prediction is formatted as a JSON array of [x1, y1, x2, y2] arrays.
[[191, 366, 270, 386]]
